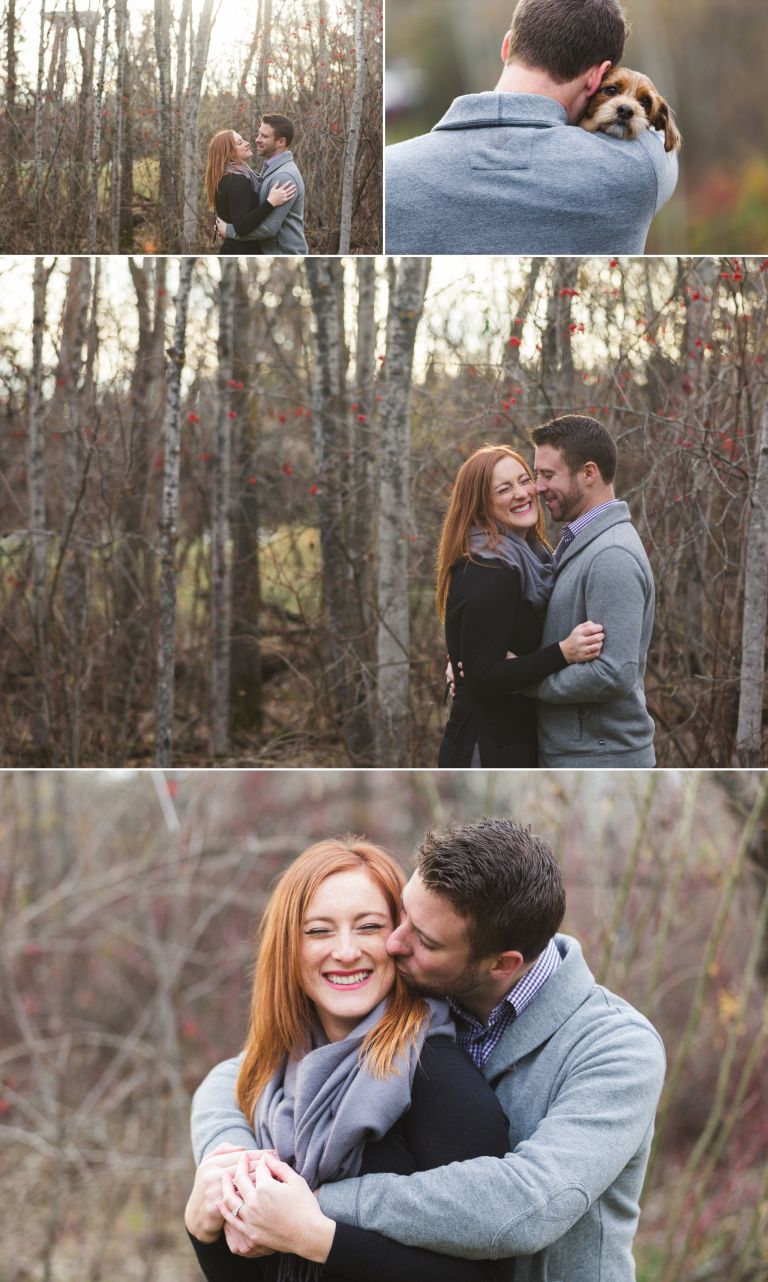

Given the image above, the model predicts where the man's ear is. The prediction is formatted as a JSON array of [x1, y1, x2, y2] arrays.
[[488, 950, 525, 982], [501, 29, 512, 64], [585, 60, 611, 96], [582, 461, 601, 487]]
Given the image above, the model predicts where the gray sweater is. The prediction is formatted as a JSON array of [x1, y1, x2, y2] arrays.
[[532, 501, 656, 767], [317, 935, 666, 1282], [190, 936, 665, 1282], [385, 93, 678, 255], [232, 151, 308, 255]]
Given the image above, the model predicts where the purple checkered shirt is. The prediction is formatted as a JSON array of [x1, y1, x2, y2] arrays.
[[449, 937, 562, 1071], [556, 499, 621, 560]]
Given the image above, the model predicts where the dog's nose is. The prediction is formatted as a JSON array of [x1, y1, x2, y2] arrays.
[[616, 104, 634, 121]]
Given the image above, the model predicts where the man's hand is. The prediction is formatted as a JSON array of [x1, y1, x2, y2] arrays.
[[218, 1153, 336, 1263], [215, 215, 228, 238], [185, 1143, 252, 1243]]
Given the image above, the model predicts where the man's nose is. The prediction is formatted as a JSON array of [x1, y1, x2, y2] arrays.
[[386, 924, 409, 956], [535, 479, 548, 493]]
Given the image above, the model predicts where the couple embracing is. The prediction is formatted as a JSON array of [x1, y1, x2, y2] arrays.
[[438, 415, 656, 769], [204, 114, 308, 255], [185, 819, 665, 1281]]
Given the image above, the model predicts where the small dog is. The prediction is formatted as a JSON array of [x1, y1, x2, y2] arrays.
[[580, 67, 682, 153]]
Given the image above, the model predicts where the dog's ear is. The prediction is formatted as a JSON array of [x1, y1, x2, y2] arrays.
[[654, 99, 682, 153]]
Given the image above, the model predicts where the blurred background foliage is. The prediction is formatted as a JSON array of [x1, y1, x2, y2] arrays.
[[1, 768, 767, 1280], [384, 0, 768, 253]]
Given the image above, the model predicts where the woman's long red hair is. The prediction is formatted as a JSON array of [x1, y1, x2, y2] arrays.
[[436, 444, 549, 621], [204, 130, 238, 210], [236, 838, 429, 1123]]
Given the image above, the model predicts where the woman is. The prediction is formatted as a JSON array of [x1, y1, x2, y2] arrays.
[[437, 444, 604, 768], [185, 838, 513, 1282], [204, 130, 295, 254]]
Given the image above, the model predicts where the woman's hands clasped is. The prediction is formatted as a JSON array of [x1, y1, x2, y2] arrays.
[[218, 1152, 336, 1264], [559, 620, 605, 663], [184, 1142, 276, 1245]]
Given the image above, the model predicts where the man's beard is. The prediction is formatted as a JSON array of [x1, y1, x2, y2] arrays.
[[397, 959, 486, 1003]]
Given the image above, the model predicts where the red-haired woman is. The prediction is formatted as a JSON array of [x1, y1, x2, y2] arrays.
[[204, 130, 295, 254], [185, 838, 513, 1282], [437, 444, 604, 768]]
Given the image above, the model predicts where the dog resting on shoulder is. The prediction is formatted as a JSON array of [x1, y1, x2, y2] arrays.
[[580, 67, 682, 153]]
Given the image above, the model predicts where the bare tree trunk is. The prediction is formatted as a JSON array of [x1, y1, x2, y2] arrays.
[[87, 7, 110, 255], [111, 0, 128, 253], [59, 258, 93, 765], [211, 259, 236, 756], [5, 0, 18, 205], [539, 258, 578, 411], [230, 266, 263, 734], [337, 0, 367, 254], [154, 0, 174, 247], [182, 0, 215, 253], [254, 0, 272, 107], [33, 0, 46, 250], [736, 399, 768, 765], [155, 259, 196, 766], [174, 0, 192, 179], [27, 259, 54, 753], [375, 257, 431, 766]]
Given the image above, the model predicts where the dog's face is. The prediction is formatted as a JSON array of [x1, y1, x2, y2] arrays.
[[580, 67, 682, 153]]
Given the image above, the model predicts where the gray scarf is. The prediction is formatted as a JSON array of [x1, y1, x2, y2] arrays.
[[223, 161, 262, 194], [254, 997, 454, 1282], [469, 525, 554, 616]]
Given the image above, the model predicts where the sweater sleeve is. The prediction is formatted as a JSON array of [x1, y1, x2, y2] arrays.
[[227, 186, 290, 237], [455, 563, 568, 700], [191, 1055, 256, 1163], [534, 548, 651, 705], [317, 1014, 666, 1260], [325, 1039, 513, 1282], [233, 172, 299, 240]]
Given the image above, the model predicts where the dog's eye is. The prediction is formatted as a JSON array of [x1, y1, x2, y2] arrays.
[[640, 96, 652, 111], [602, 84, 619, 96]]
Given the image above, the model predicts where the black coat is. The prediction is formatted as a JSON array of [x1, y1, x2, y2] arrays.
[[215, 173, 272, 255], [439, 557, 568, 768]]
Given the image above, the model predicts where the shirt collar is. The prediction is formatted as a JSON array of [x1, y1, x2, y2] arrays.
[[448, 936, 562, 1030], [433, 92, 568, 133]]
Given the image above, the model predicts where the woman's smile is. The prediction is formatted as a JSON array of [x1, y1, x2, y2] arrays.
[[300, 868, 396, 1041]]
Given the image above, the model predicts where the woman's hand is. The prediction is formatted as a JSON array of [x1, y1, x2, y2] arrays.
[[559, 620, 605, 664], [267, 180, 297, 207], [185, 1143, 254, 1243], [219, 1152, 336, 1263], [215, 215, 228, 239]]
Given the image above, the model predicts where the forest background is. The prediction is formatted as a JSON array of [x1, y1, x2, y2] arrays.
[[1, 253, 767, 769], [385, 0, 768, 254], [1, 767, 767, 1282], [0, 0, 382, 253]]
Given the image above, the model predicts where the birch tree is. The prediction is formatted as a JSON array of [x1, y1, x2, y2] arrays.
[[736, 399, 768, 765], [27, 258, 54, 752], [211, 259, 236, 756], [338, 0, 367, 253], [155, 258, 196, 766], [154, 0, 174, 246], [375, 257, 430, 766], [110, 0, 129, 253], [182, 0, 215, 253], [87, 6, 110, 254]]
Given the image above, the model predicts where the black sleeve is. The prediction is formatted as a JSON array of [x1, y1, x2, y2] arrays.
[[324, 1039, 514, 1282], [187, 1228, 276, 1282], [218, 175, 273, 236], [458, 564, 567, 701]]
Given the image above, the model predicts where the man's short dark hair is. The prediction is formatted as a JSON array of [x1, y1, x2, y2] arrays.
[[416, 819, 566, 961], [530, 414, 618, 484], [507, 0, 628, 83], [262, 113, 295, 146]]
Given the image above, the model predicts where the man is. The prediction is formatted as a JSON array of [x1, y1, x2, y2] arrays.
[[221, 114, 308, 255], [190, 819, 666, 1282], [385, 0, 678, 254], [528, 414, 656, 766]]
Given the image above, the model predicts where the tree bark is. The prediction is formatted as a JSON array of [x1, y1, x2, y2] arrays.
[[156, 259, 196, 766], [375, 257, 430, 766], [27, 258, 54, 753], [338, 0, 367, 253], [230, 265, 263, 735], [735, 399, 768, 765], [87, 7, 110, 254], [111, 0, 128, 253], [154, 0, 175, 247], [182, 0, 215, 253], [211, 259, 237, 756]]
